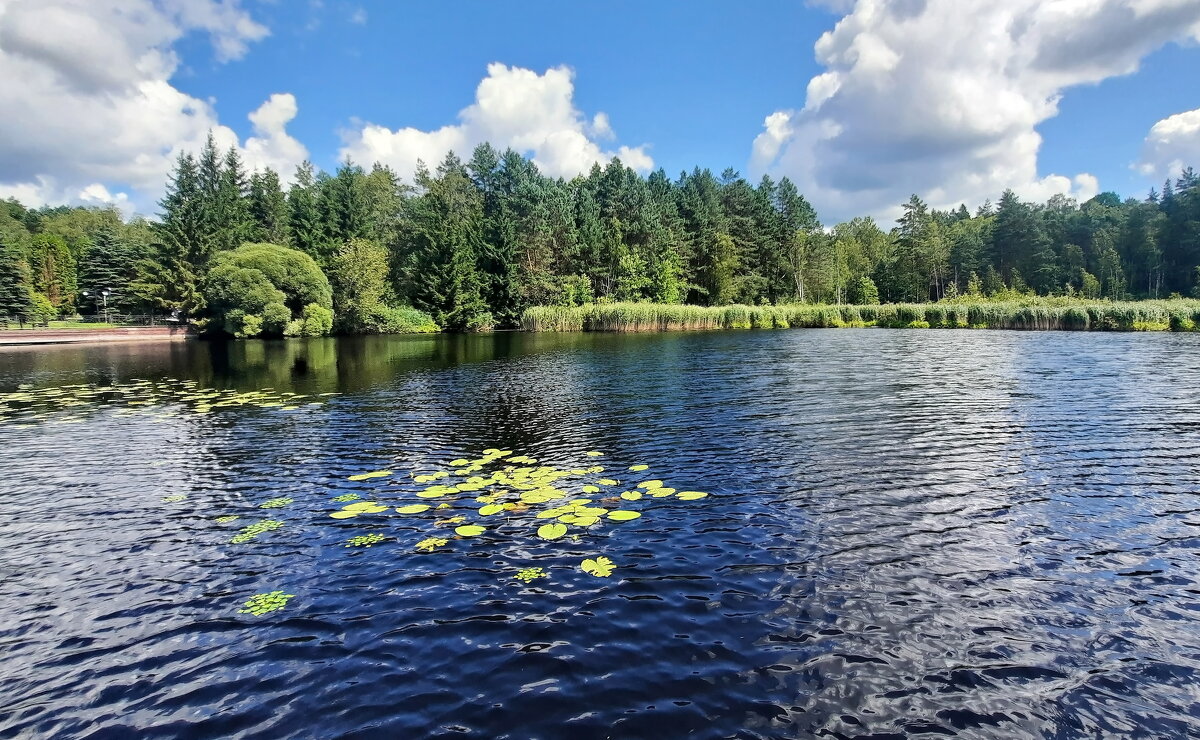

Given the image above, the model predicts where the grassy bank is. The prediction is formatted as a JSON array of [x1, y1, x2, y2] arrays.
[[521, 299, 1200, 333]]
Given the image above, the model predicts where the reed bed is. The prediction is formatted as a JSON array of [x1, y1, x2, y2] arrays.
[[521, 300, 1200, 333]]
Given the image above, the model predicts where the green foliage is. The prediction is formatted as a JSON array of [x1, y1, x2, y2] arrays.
[[203, 242, 332, 338], [523, 298, 1200, 333], [5, 142, 1200, 333], [0, 241, 34, 318], [231, 519, 284, 544], [238, 590, 294, 616], [847, 275, 880, 305]]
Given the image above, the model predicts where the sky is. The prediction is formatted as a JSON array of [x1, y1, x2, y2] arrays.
[[0, 0, 1199, 225]]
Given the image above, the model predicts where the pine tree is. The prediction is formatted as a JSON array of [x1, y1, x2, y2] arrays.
[[288, 161, 328, 263], [0, 240, 34, 318], [248, 168, 290, 245]]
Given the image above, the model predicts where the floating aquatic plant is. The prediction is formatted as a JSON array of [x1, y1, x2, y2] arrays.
[[0, 379, 335, 426], [238, 590, 294, 616], [580, 557, 616, 577], [259, 497, 293, 509], [215, 515, 239, 523], [586, 451, 604, 457], [514, 567, 548, 583], [454, 524, 485, 537], [330, 501, 389, 519], [395, 504, 431, 514], [415, 537, 448, 552], [231, 520, 284, 544], [331, 493, 361, 502], [537, 523, 567, 540], [348, 470, 392, 482], [629, 464, 649, 472], [606, 510, 641, 521], [161, 494, 186, 503], [345, 533, 387, 547]]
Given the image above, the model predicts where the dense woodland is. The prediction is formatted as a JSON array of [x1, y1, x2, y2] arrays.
[[2, 133, 1199, 334]]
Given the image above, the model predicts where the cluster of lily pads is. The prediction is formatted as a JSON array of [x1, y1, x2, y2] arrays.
[[216, 447, 708, 616], [238, 590, 294, 616], [231, 519, 284, 544], [0, 379, 338, 427], [330, 448, 709, 581]]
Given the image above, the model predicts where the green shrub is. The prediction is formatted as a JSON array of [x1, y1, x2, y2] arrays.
[[203, 243, 333, 339], [368, 305, 439, 333]]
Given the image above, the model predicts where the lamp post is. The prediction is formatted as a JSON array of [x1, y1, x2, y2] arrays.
[[82, 289, 112, 324]]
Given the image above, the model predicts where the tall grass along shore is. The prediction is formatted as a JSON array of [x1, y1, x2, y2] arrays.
[[521, 299, 1200, 333]]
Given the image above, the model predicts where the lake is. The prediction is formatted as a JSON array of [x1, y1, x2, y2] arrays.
[[2, 329, 1199, 739]]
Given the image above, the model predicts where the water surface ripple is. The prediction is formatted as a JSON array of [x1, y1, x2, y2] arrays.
[[1, 330, 1199, 738]]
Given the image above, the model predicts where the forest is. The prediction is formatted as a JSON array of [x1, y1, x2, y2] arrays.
[[1, 133, 1199, 336]]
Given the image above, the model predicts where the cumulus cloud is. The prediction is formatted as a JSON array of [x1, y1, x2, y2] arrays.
[[0, 0, 299, 214], [752, 0, 1200, 223], [1137, 108, 1200, 183], [339, 63, 653, 181]]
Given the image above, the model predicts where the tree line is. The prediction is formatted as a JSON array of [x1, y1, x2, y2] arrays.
[[2, 133, 1199, 332]]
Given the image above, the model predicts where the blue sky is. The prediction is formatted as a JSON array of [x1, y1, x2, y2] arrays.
[[1, 0, 1199, 222]]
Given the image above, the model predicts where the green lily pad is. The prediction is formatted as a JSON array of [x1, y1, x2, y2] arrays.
[[455, 525, 486, 537], [348, 470, 392, 482], [537, 523, 568, 540], [395, 504, 431, 514], [606, 510, 642, 521], [619, 491, 643, 501], [638, 480, 664, 489], [479, 504, 505, 516], [581, 556, 616, 577], [676, 491, 709, 500], [629, 464, 649, 472]]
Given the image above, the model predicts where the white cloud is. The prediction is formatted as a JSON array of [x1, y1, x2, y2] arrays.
[[752, 0, 1200, 223], [339, 63, 653, 181], [243, 93, 308, 178], [1137, 108, 1200, 183], [0, 0, 297, 214], [349, 6, 367, 25]]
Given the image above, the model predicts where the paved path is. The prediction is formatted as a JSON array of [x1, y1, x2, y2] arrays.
[[0, 326, 193, 346]]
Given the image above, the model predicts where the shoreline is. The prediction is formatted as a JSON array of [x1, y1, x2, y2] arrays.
[[0, 326, 193, 347]]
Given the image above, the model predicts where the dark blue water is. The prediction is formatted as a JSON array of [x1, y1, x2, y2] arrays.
[[2, 330, 1200, 739]]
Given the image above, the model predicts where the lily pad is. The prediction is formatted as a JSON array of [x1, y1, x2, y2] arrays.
[[629, 464, 649, 472], [479, 504, 506, 516], [537, 523, 568, 540], [586, 451, 604, 457], [638, 480, 664, 489], [676, 491, 709, 501], [348, 470, 392, 482], [580, 556, 616, 577], [455, 525, 486, 537], [606, 510, 642, 521], [395, 504, 431, 514], [619, 491, 643, 501]]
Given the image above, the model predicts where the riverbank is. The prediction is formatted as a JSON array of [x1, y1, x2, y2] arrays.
[[521, 299, 1200, 332], [0, 326, 193, 346]]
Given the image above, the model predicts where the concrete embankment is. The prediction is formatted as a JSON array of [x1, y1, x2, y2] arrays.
[[0, 326, 193, 346]]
